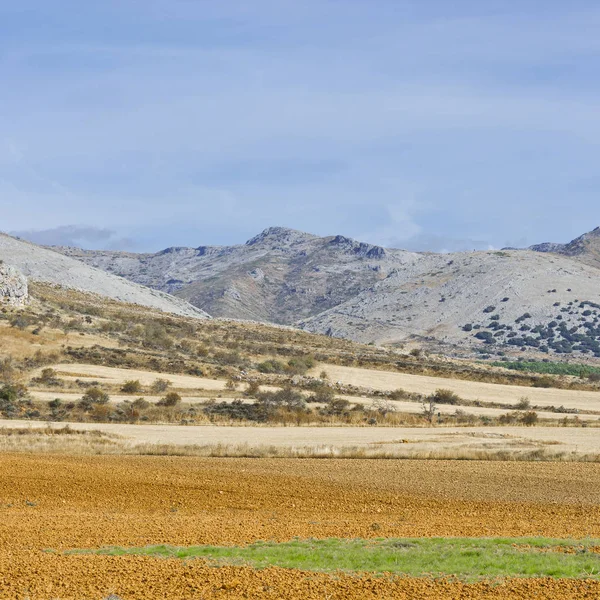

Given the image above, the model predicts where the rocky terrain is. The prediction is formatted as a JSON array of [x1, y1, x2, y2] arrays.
[[49, 226, 600, 357], [0, 263, 28, 307], [530, 226, 600, 270], [0, 233, 208, 319]]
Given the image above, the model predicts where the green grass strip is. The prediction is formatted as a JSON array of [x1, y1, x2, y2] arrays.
[[68, 537, 600, 581], [490, 360, 600, 377]]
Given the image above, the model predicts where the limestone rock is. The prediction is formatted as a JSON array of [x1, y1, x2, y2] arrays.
[[0, 263, 28, 307]]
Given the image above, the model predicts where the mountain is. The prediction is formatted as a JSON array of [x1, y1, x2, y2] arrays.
[[49, 227, 600, 357], [530, 227, 600, 270], [0, 233, 208, 319], [53, 226, 418, 324]]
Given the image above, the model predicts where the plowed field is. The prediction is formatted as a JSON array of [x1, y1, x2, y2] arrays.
[[2, 454, 600, 599]]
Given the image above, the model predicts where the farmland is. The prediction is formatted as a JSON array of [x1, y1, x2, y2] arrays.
[[2, 454, 600, 599]]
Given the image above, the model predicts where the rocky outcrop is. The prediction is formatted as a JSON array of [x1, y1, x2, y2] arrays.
[[530, 227, 600, 270], [0, 263, 28, 307]]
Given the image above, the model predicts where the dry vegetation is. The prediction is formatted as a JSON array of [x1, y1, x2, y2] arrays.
[[1, 283, 599, 432]]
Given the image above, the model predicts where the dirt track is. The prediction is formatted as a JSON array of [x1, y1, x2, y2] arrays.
[[2, 454, 600, 598]]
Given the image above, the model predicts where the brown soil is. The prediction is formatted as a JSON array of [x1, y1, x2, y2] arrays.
[[2, 455, 600, 599]]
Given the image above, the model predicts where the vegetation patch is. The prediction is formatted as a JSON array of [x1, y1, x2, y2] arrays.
[[492, 361, 600, 378], [70, 537, 600, 581]]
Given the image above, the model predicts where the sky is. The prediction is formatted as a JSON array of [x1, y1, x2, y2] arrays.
[[2, 0, 600, 252]]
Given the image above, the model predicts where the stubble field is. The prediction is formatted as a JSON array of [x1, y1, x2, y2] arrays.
[[2, 454, 600, 599]]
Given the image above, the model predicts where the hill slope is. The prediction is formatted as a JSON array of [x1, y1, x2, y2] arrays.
[[50, 227, 600, 356], [530, 226, 600, 270], [0, 233, 208, 319]]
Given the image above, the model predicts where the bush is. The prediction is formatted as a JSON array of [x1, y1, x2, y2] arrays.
[[308, 384, 335, 404], [81, 387, 109, 404], [157, 392, 181, 407], [321, 398, 351, 416], [121, 380, 142, 394], [257, 359, 286, 374], [432, 388, 461, 405], [39, 368, 58, 383], [78, 387, 109, 412], [257, 387, 306, 412], [132, 397, 150, 410], [520, 411, 538, 426], [245, 381, 261, 397], [151, 379, 171, 393]]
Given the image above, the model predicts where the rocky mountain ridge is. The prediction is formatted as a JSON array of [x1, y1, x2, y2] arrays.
[[48, 226, 600, 357], [529, 227, 600, 270]]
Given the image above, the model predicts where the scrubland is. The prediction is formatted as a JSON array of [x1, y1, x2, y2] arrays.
[[3, 285, 600, 597]]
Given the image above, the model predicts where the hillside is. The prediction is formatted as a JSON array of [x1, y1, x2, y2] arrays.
[[0, 233, 208, 319], [50, 227, 600, 357], [530, 226, 600, 270]]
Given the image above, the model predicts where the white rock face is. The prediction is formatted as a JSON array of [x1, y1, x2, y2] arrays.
[[0, 263, 28, 307], [0, 234, 208, 319]]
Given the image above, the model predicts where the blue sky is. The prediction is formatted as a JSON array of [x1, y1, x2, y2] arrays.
[[2, 0, 600, 252]]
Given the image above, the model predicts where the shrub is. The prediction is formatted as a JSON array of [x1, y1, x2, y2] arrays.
[[520, 411, 538, 426], [432, 388, 461, 405], [516, 397, 531, 410], [132, 397, 150, 410], [121, 380, 142, 394], [322, 398, 350, 416], [81, 387, 109, 404], [257, 359, 286, 374], [39, 368, 58, 383], [157, 392, 181, 407], [308, 384, 335, 404], [483, 306, 496, 313], [245, 381, 261, 397], [151, 379, 171, 393]]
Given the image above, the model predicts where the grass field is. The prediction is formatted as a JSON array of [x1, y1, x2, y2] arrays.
[[75, 537, 600, 580]]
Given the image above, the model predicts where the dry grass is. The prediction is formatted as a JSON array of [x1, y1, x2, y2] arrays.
[[0, 426, 597, 461]]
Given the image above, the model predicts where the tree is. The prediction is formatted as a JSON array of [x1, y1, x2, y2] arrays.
[[421, 395, 437, 424]]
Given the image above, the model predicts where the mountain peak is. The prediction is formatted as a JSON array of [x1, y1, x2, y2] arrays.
[[245, 227, 318, 247]]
